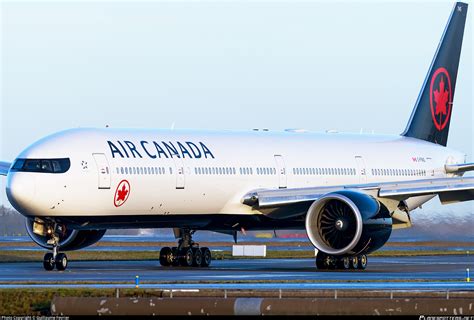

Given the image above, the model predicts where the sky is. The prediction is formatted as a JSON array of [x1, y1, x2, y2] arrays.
[[0, 0, 472, 220]]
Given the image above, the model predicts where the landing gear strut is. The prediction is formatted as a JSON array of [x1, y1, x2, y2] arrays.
[[159, 229, 211, 268], [42, 224, 68, 271], [316, 251, 367, 270]]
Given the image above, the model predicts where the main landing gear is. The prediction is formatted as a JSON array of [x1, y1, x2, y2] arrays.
[[316, 251, 367, 270], [42, 224, 68, 271], [159, 229, 212, 268]]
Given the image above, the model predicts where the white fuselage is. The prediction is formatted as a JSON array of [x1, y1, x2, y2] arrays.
[[6, 128, 465, 223]]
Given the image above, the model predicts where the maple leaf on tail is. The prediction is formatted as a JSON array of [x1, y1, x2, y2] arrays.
[[434, 76, 449, 116], [116, 184, 128, 202]]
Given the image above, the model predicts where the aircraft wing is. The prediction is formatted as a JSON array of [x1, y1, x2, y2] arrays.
[[0, 161, 11, 176], [242, 176, 474, 210]]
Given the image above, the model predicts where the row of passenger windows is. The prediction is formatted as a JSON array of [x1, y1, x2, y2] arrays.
[[195, 167, 237, 175], [115, 165, 427, 178], [117, 166, 171, 175], [257, 167, 277, 175], [196, 167, 276, 175], [372, 168, 426, 177], [293, 167, 357, 176], [240, 167, 253, 175]]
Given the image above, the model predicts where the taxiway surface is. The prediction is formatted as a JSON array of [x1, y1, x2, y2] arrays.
[[0, 255, 472, 290]]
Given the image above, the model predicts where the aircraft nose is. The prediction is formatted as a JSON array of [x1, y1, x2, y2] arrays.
[[6, 172, 36, 214]]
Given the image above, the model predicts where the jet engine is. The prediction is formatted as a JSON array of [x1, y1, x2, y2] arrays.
[[25, 218, 106, 251], [305, 190, 392, 256]]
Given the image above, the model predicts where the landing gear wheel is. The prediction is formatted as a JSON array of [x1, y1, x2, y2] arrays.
[[192, 248, 203, 267], [358, 254, 368, 270], [159, 247, 172, 266], [201, 247, 212, 267], [325, 255, 338, 269], [171, 247, 180, 266], [341, 256, 351, 270], [43, 252, 55, 271], [55, 253, 68, 271], [180, 248, 194, 267], [315, 252, 328, 269], [350, 256, 359, 269]]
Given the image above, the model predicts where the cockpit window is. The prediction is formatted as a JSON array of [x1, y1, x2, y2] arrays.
[[11, 158, 70, 173]]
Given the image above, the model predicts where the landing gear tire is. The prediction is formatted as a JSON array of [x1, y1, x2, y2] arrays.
[[341, 256, 351, 270], [315, 252, 328, 269], [201, 247, 212, 267], [55, 253, 68, 271], [43, 253, 55, 271], [325, 255, 337, 269], [358, 254, 368, 270], [179, 248, 194, 267], [159, 247, 172, 266], [171, 247, 180, 266], [350, 256, 359, 269], [192, 248, 203, 267], [316, 252, 336, 269]]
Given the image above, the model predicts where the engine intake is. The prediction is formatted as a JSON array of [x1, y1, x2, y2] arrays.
[[305, 190, 392, 256]]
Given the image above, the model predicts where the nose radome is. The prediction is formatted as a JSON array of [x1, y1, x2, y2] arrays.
[[6, 172, 36, 215]]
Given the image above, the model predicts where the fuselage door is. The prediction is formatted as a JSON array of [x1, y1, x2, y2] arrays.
[[92, 153, 111, 189], [354, 156, 367, 184], [174, 158, 185, 189], [274, 155, 287, 189]]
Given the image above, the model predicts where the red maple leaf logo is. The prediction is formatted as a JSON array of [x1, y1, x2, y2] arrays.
[[116, 184, 128, 202], [433, 76, 449, 116]]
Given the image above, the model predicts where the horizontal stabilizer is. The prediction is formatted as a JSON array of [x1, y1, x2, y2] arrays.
[[445, 162, 474, 173]]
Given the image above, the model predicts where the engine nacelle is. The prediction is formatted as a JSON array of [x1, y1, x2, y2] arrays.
[[305, 190, 392, 256], [25, 218, 106, 251]]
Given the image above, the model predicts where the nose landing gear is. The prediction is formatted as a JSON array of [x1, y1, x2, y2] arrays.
[[41, 224, 68, 271], [159, 229, 211, 268]]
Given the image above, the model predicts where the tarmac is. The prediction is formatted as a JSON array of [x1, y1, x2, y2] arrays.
[[0, 255, 472, 290]]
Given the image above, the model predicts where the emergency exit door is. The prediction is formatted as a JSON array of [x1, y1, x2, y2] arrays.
[[173, 158, 185, 189], [354, 156, 367, 184], [92, 153, 111, 189], [274, 155, 287, 189]]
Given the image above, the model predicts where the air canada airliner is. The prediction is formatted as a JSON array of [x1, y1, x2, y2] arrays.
[[0, 2, 472, 271]]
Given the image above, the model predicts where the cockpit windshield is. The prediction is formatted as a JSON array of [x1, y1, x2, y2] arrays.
[[11, 158, 70, 173]]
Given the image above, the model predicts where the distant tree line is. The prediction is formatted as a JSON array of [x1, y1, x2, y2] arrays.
[[0, 205, 27, 236]]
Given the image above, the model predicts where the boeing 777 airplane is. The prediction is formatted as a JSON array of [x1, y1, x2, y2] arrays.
[[0, 2, 471, 271]]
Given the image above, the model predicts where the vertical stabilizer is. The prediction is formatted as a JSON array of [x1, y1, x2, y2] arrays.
[[402, 2, 468, 146]]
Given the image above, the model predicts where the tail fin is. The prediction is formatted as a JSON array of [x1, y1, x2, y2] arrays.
[[402, 2, 468, 146]]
